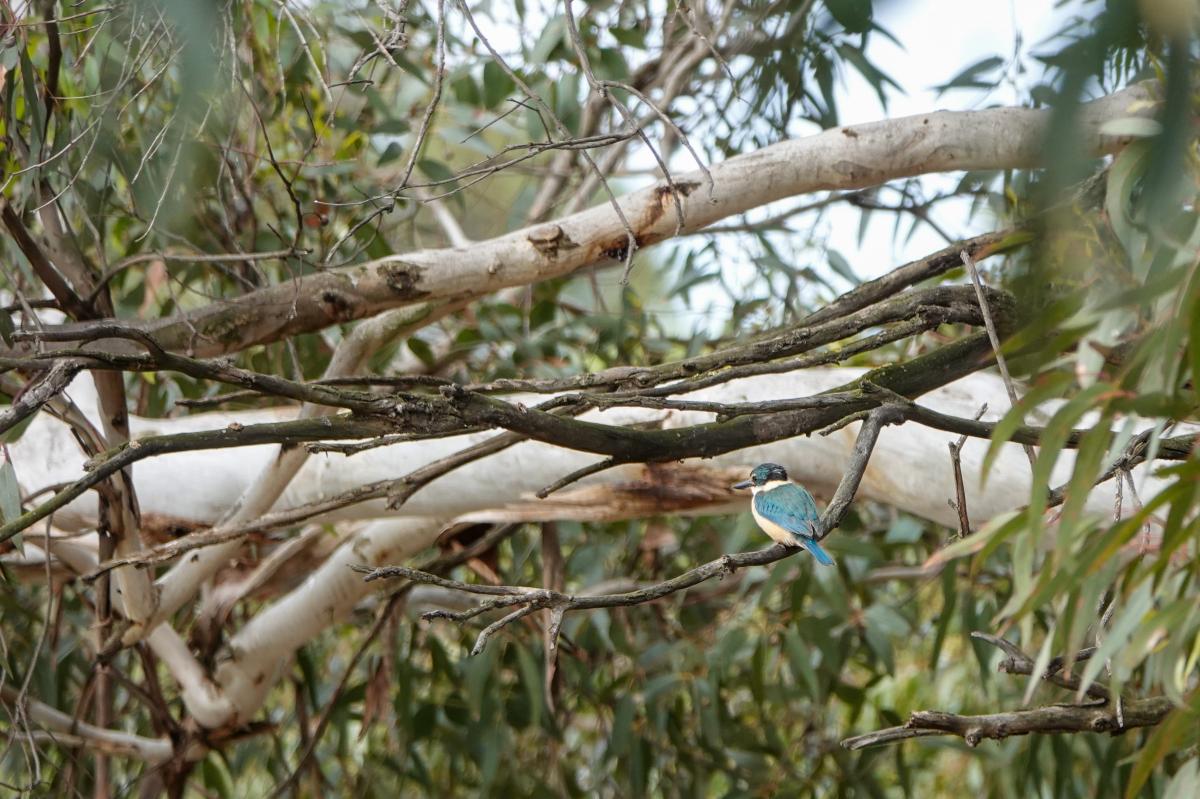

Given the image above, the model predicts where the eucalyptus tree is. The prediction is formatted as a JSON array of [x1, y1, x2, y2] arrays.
[[1, 0, 1198, 796]]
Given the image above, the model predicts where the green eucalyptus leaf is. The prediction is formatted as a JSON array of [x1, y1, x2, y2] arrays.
[[825, 0, 873, 34]]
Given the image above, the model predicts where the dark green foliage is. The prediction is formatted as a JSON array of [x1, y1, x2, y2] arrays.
[[1, 0, 1198, 796]]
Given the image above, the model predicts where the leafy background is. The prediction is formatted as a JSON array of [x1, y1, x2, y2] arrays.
[[1, 0, 1198, 796]]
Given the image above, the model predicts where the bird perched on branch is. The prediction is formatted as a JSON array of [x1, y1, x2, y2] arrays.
[[732, 463, 834, 565]]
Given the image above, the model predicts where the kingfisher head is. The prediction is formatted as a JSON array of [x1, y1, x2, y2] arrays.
[[732, 463, 789, 491]]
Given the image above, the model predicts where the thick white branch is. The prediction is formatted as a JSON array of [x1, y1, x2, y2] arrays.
[[14, 368, 1170, 535], [19, 84, 1156, 357], [144, 626, 235, 728], [138, 302, 461, 642], [267, 84, 1160, 329], [11, 370, 1181, 733], [211, 517, 445, 725], [0, 685, 182, 763]]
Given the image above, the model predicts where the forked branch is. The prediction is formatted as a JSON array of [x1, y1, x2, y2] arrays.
[[841, 633, 1173, 750], [355, 405, 904, 655]]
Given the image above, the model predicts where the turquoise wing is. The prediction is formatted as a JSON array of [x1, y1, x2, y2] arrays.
[[756, 483, 821, 538], [756, 484, 833, 565]]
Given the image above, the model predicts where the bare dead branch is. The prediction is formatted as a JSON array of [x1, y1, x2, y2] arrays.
[[841, 633, 1165, 750], [948, 404, 988, 537], [842, 698, 1174, 750], [357, 404, 902, 652], [0, 360, 82, 437]]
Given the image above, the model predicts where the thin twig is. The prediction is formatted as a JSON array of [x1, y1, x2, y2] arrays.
[[961, 249, 1036, 469], [325, 0, 445, 264], [541, 522, 565, 713], [458, 0, 641, 280], [357, 406, 903, 653], [562, 0, 689, 278], [386, 431, 525, 509], [842, 634, 1167, 750], [536, 457, 618, 498], [947, 403, 988, 537], [271, 523, 520, 796]]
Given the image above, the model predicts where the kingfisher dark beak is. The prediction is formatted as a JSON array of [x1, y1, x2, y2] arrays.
[[731, 479, 751, 490]]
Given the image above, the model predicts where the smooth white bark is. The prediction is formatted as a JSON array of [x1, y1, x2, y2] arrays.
[[135, 302, 462, 641], [10, 369, 1181, 730], [314, 84, 1162, 319], [8, 84, 1155, 359], [144, 626, 235, 729], [12, 368, 1163, 535], [0, 685, 180, 763], [212, 517, 445, 725]]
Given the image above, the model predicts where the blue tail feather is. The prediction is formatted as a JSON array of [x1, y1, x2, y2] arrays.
[[797, 536, 834, 566]]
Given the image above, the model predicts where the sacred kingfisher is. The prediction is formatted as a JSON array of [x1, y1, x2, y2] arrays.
[[732, 463, 834, 565]]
